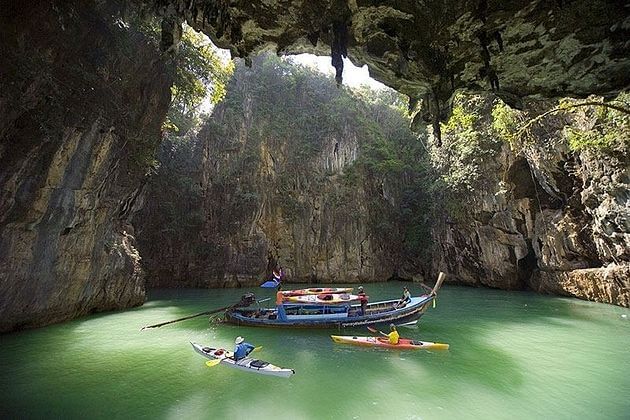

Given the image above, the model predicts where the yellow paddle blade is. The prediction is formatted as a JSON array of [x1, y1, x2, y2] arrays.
[[253, 346, 263, 352], [205, 359, 221, 367], [430, 343, 450, 350]]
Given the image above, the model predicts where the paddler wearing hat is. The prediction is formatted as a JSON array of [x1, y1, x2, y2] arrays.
[[233, 336, 255, 361]]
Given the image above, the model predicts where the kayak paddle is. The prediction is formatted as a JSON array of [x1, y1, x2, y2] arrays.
[[367, 326, 388, 337], [253, 346, 263, 352]]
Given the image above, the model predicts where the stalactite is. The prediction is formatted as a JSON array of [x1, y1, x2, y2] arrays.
[[331, 21, 348, 86]]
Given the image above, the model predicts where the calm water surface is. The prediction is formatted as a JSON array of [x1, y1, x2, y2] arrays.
[[1, 282, 629, 419]]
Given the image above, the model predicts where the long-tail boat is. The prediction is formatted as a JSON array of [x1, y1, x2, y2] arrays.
[[223, 273, 446, 329]]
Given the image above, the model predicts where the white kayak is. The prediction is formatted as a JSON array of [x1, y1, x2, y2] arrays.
[[190, 342, 295, 378]]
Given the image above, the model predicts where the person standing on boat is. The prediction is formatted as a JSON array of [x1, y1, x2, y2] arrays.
[[234, 336, 255, 361], [272, 268, 281, 285], [395, 287, 411, 308], [357, 286, 368, 316], [387, 324, 400, 345], [276, 284, 287, 321]]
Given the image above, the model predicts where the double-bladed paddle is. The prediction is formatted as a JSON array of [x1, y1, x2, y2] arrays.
[[367, 326, 388, 337]]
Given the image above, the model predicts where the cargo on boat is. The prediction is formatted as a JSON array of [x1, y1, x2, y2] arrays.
[[281, 287, 354, 297], [224, 273, 446, 329]]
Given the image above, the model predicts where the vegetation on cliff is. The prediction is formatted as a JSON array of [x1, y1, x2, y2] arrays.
[[135, 53, 436, 284], [133, 19, 234, 136]]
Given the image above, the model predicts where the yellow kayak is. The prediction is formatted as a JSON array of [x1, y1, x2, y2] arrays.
[[331, 335, 449, 350]]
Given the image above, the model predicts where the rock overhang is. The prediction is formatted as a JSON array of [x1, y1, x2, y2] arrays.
[[136, 0, 630, 126]]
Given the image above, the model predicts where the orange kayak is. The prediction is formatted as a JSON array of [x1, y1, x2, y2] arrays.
[[330, 335, 449, 350]]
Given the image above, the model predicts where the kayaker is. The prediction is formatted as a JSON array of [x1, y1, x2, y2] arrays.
[[234, 336, 255, 361], [387, 324, 400, 345], [276, 284, 287, 320], [357, 286, 368, 316], [395, 287, 411, 308]]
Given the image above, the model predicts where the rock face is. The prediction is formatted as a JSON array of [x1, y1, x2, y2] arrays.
[[134, 55, 419, 287], [429, 95, 629, 306], [0, 1, 171, 331], [143, 0, 630, 123]]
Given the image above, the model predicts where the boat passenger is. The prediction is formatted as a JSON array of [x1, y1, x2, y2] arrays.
[[387, 324, 400, 345], [234, 336, 255, 360], [276, 284, 287, 321], [395, 287, 411, 309], [357, 286, 368, 316]]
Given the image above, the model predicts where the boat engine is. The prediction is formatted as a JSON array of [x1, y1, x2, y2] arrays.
[[236, 293, 256, 307]]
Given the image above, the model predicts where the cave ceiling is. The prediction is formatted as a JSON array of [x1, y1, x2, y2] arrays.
[[140, 0, 630, 123]]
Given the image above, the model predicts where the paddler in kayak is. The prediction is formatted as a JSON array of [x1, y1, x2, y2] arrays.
[[234, 336, 256, 361], [386, 324, 400, 344]]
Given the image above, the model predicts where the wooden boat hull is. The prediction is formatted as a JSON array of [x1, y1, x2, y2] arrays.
[[190, 342, 295, 378], [330, 335, 449, 350]]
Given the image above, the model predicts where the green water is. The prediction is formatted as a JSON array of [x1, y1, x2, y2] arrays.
[[1, 282, 629, 419]]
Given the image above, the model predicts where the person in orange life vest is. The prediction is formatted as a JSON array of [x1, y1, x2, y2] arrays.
[[357, 286, 368, 315], [276, 283, 287, 320]]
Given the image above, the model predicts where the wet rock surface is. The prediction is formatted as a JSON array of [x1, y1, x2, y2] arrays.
[[0, 1, 171, 331]]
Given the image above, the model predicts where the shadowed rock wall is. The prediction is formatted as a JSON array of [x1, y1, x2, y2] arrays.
[[0, 1, 171, 331]]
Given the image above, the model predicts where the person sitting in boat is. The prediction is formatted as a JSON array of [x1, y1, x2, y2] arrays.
[[234, 336, 255, 361], [276, 284, 287, 321], [395, 287, 411, 309], [387, 324, 400, 345], [357, 286, 368, 316]]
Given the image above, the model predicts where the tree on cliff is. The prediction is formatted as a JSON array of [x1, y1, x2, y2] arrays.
[[132, 19, 234, 136]]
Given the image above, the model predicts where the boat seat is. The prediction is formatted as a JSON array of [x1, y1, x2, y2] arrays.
[[249, 359, 269, 368]]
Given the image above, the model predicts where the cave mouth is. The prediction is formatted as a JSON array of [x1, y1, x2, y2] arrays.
[[506, 158, 562, 209], [518, 239, 538, 289]]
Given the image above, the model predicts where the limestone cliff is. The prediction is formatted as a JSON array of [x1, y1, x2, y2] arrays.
[[428, 94, 629, 306], [0, 1, 171, 331], [134, 55, 421, 287]]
